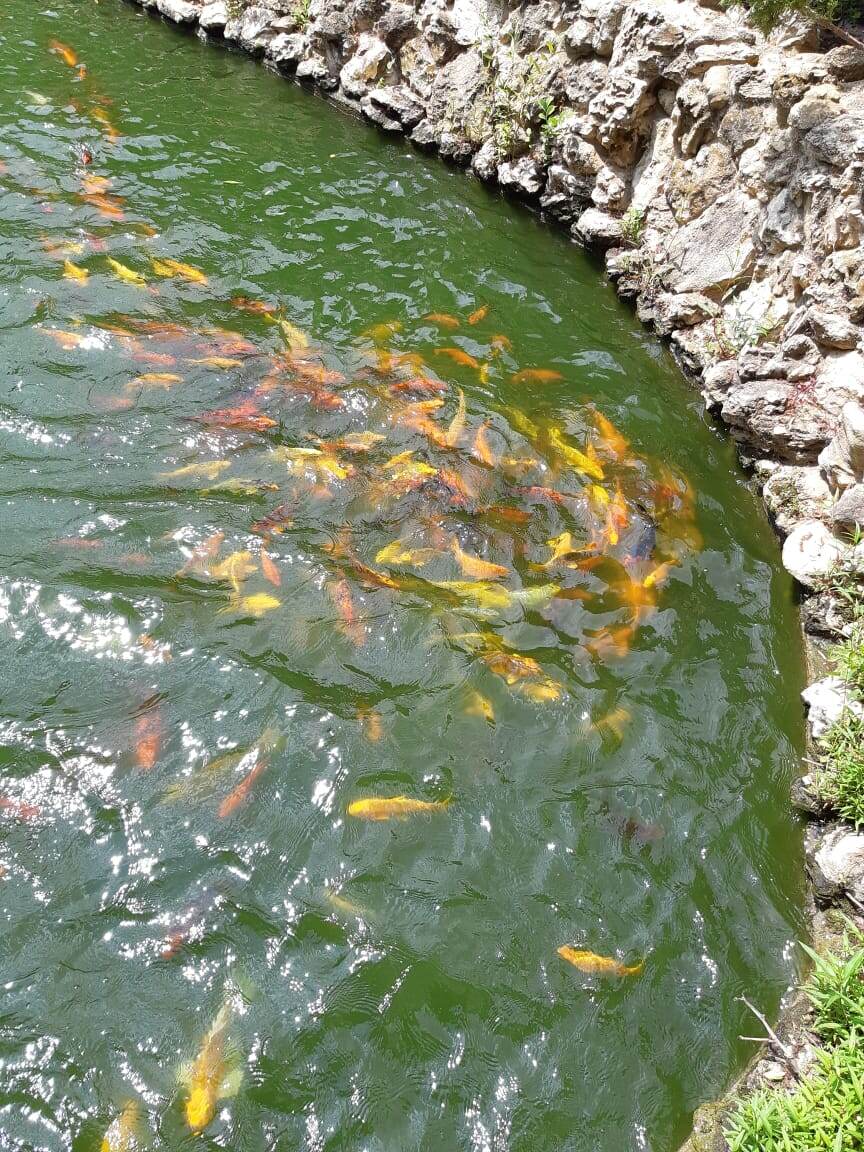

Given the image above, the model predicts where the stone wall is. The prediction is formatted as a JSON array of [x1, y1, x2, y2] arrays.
[[123, 0, 864, 1143]]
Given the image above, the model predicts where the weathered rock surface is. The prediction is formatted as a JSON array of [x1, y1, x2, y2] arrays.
[[803, 676, 864, 739]]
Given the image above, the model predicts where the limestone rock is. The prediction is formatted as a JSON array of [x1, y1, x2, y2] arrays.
[[339, 34, 391, 98], [828, 402, 864, 484], [809, 309, 859, 351], [718, 104, 763, 156], [498, 157, 544, 199], [781, 519, 850, 587], [664, 192, 759, 294], [825, 46, 864, 84], [649, 291, 719, 336], [763, 465, 832, 533], [199, 1, 227, 30], [672, 80, 711, 157], [540, 164, 587, 223], [362, 84, 423, 128], [804, 114, 864, 167], [156, 0, 199, 22], [811, 826, 864, 905], [267, 32, 306, 69], [803, 676, 864, 739], [832, 484, 864, 532], [573, 207, 624, 248], [471, 140, 499, 183], [374, 3, 417, 48]]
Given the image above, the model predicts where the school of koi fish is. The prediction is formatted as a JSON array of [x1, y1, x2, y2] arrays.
[[0, 18, 806, 1151]]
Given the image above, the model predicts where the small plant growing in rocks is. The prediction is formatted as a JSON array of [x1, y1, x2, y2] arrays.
[[728, 0, 864, 50], [620, 206, 645, 246], [292, 0, 312, 30]]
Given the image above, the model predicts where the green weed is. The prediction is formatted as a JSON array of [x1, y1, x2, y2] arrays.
[[726, 923, 864, 1151]]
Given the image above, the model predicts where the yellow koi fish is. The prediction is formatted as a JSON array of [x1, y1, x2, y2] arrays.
[[557, 945, 644, 978], [210, 550, 257, 594], [444, 388, 466, 448], [160, 460, 230, 481], [361, 320, 402, 343], [100, 1099, 142, 1152], [129, 373, 183, 389], [347, 795, 451, 821], [548, 427, 605, 480], [517, 679, 563, 702], [233, 593, 280, 617], [150, 257, 207, 284], [450, 539, 508, 581], [63, 259, 89, 284], [187, 357, 244, 369], [429, 580, 512, 611], [107, 257, 146, 286], [464, 689, 495, 724], [278, 319, 309, 350], [375, 540, 437, 568], [181, 998, 243, 1132], [467, 304, 489, 325]]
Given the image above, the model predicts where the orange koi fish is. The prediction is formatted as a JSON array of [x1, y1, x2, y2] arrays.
[[79, 192, 125, 220], [467, 304, 489, 325], [134, 708, 162, 771], [438, 467, 477, 508], [347, 795, 451, 820], [517, 485, 569, 507], [424, 312, 460, 329], [250, 505, 293, 537], [187, 357, 244, 369], [328, 578, 365, 645], [511, 368, 563, 385], [593, 411, 630, 458], [472, 423, 497, 466], [230, 295, 277, 315], [197, 402, 277, 433], [260, 550, 281, 587], [490, 334, 512, 354], [390, 376, 448, 396], [218, 757, 266, 818], [557, 946, 644, 977], [81, 174, 113, 195], [357, 707, 384, 743], [49, 39, 78, 67], [0, 796, 41, 821], [436, 347, 480, 370]]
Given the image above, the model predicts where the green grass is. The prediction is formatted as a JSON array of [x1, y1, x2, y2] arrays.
[[814, 578, 864, 824], [819, 712, 864, 827], [726, 925, 864, 1151]]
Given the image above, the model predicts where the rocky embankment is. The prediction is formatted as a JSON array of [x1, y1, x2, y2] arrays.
[[124, 0, 864, 1142]]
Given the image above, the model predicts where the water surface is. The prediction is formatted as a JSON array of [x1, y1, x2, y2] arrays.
[[0, 5, 806, 1150]]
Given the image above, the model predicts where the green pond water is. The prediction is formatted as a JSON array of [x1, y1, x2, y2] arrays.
[[0, 4, 807, 1150]]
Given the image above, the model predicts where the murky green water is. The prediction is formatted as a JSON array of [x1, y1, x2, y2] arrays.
[[0, 5, 807, 1150]]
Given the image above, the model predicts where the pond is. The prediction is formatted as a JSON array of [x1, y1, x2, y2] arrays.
[[0, 4, 807, 1150]]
